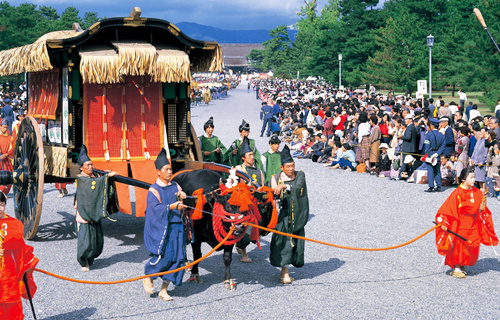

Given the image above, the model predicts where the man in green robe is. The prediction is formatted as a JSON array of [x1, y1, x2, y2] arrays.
[[75, 145, 119, 271], [261, 135, 282, 186], [198, 117, 227, 163], [234, 136, 266, 263], [270, 145, 309, 283], [225, 120, 263, 171]]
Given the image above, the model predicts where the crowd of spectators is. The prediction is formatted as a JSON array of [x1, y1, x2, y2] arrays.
[[0, 81, 28, 134], [253, 78, 500, 197], [191, 75, 240, 106]]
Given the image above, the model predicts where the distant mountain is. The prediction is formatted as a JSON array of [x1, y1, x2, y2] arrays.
[[175, 22, 296, 44]]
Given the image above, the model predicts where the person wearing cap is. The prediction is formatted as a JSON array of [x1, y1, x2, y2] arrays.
[[0, 118, 13, 195], [234, 137, 265, 263], [400, 114, 417, 177], [371, 143, 391, 177], [260, 101, 273, 137], [74, 145, 118, 272], [226, 120, 263, 171], [439, 116, 455, 157], [199, 117, 227, 164], [143, 148, 187, 301], [0, 101, 14, 135], [261, 135, 282, 185], [269, 145, 309, 284], [399, 154, 421, 181], [470, 127, 489, 190], [423, 118, 445, 192]]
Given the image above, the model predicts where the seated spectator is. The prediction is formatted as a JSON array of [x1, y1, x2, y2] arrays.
[[370, 143, 391, 177], [329, 143, 356, 171], [400, 155, 423, 182]]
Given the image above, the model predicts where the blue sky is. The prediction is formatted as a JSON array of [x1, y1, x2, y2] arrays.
[[7, 0, 384, 30]]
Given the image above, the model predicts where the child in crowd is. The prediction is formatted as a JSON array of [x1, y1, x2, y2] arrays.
[[440, 155, 455, 186]]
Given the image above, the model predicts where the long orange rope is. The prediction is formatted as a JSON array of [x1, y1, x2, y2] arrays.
[[33, 227, 235, 285], [247, 223, 439, 251]]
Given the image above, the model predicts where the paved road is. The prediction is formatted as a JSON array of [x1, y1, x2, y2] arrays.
[[11, 80, 500, 319]]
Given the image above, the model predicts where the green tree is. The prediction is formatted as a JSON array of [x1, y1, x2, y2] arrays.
[[364, 7, 427, 94], [54, 6, 82, 30], [307, 0, 342, 83], [293, 0, 319, 78], [471, 0, 500, 109], [246, 49, 265, 70], [335, 0, 385, 87], [262, 25, 294, 78], [82, 11, 99, 29]]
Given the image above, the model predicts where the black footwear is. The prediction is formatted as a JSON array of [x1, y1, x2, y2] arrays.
[[260, 134, 263, 137], [424, 187, 436, 193], [435, 187, 442, 192]]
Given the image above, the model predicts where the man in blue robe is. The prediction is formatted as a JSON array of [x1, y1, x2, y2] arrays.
[[260, 102, 273, 137], [439, 116, 455, 157], [423, 118, 445, 193], [143, 148, 187, 302]]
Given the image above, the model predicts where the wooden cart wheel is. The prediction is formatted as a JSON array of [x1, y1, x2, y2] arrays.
[[190, 123, 202, 161], [13, 116, 45, 239]]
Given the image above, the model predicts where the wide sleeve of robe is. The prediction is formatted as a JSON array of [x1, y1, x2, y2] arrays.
[[435, 187, 498, 256], [76, 174, 118, 223], [143, 184, 180, 256], [285, 171, 309, 232], [226, 139, 241, 167]]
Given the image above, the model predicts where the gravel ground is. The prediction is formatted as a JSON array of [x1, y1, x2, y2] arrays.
[[11, 80, 500, 319]]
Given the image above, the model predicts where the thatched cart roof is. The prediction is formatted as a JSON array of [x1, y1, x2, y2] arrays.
[[79, 42, 194, 83], [0, 9, 223, 83], [0, 30, 82, 76]]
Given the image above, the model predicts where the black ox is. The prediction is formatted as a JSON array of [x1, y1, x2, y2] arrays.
[[173, 169, 271, 290]]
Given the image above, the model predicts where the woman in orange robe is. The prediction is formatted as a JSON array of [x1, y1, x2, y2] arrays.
[[0, 119, 13, 195], [435, 166, 498, 278], [0, 192, 39, 320]]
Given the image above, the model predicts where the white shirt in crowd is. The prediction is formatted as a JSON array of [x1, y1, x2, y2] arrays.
[[468, 109, 481, 123], [358, 122, 371, 143], [449, 104, 458, 115], [458, 91, 467, 101], [494, 104, 500, 115]]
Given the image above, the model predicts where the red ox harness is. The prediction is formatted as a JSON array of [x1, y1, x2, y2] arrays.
[[185, 182, 279, 247], [213, 183, 261, 247]]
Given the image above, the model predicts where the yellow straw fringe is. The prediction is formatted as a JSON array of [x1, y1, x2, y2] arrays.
[[0, 30, 224, 83]]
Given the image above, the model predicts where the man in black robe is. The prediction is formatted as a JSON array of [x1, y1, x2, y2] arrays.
[[270, 145, 309, 283], [75, 145, 118, 271]]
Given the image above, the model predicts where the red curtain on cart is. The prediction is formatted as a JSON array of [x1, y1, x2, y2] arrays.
[[28, 69, 59, 120], [83, 76, 164, 162], [83, 76, 165, 216]]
